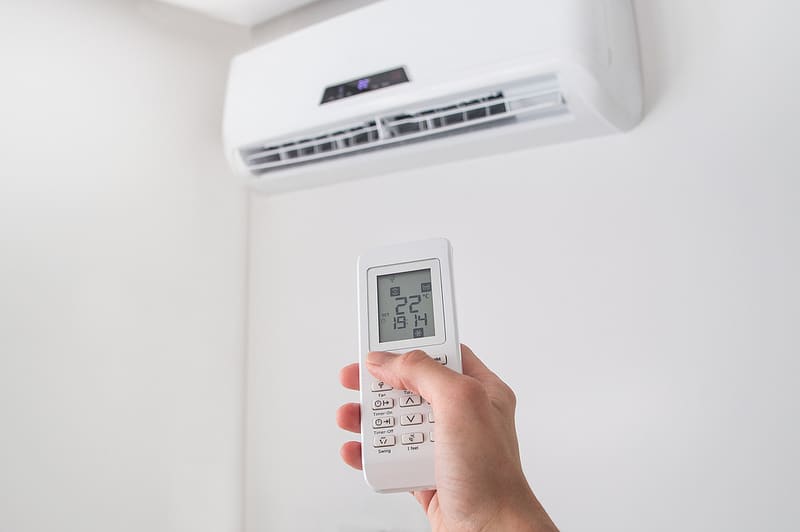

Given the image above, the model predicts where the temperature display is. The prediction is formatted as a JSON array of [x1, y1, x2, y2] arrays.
[[377, 269, 435, 343], [321, 67, 409, 104]]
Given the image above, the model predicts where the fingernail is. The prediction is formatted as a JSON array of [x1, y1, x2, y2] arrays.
[[367, 351, 392, 365]]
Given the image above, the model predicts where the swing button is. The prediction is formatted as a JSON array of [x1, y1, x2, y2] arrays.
[[374, 435, 396, 448]]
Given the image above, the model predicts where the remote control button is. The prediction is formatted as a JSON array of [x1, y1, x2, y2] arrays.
[[431, 354, 447, 364], [371, 381, 393, 392], [401, 432, 424, 445], [374, 435, 396, 448], [399, 394, 422, 407], [429, 431, 435, 442], [428, 412, 435, 423], [372, 398, 394, 410], [372, 416, 395, 429], [400, 413, 423, 426]]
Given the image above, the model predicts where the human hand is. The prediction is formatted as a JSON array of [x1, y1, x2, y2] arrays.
[[337, 344, 558, 532]]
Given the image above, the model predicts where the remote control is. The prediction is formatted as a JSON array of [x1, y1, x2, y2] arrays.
[[356, 238, 462, 493]]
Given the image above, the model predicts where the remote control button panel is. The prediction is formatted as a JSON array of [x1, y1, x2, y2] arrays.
[[368, 353, 452, 452]]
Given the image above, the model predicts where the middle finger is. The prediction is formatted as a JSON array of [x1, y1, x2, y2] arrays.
[[336, 402, 361, 433]]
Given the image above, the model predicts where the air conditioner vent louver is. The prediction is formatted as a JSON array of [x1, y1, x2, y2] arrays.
[[240, 76, 569, 175]]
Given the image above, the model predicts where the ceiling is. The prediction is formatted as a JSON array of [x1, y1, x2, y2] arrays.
[[156, 0, 321, 26]]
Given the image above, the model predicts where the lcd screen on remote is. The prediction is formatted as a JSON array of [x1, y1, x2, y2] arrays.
[[377, 269, 435, 342]]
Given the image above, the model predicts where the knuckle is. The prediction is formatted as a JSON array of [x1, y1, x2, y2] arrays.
[[451, 377, 487, 403], [501, 382, 517, 409], [481, 379, 516, 413], [398, 350, 431, 370]]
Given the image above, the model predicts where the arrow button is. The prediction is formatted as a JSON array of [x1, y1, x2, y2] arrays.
[[400, 394, 422, 407], [400, 413, 423, 426]]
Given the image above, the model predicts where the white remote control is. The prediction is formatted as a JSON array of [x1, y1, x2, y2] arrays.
[[356, 238, 462, 493]]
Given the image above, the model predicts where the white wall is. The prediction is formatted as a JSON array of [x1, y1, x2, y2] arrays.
[[245, 1, 800, 531], [0, 2, 248, 531]]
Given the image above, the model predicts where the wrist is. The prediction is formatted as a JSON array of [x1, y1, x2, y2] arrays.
[[488, 488, 558, 532]]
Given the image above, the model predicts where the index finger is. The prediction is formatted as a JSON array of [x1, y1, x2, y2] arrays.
[[339, 362, 360, 391], [365, 350, 464, 404]]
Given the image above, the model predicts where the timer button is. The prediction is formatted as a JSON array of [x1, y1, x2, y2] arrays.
[[371, 381, 393, 392], [372, 416, 395, 429], [372, 398, 394, 410]]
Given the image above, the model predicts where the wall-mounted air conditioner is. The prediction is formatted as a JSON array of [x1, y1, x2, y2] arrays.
[[223, 0, 643, 193]]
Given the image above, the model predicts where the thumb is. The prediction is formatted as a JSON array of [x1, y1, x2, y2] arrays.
[[366, 350, 462, 404]]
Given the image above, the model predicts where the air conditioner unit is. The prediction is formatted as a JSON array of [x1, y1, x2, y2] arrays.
[[223, 0, 642, 193]]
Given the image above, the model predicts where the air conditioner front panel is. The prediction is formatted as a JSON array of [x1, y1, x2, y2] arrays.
[[225, 0, 617, 146], [223, 0, 642, 191]]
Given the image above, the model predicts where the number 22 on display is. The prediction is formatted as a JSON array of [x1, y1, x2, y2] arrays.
[[392, 295, 428, 330]]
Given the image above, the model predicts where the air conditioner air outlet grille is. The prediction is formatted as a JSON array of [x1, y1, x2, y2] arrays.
[[239, 76, 569, 175], [383, 92, 513, 139]]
